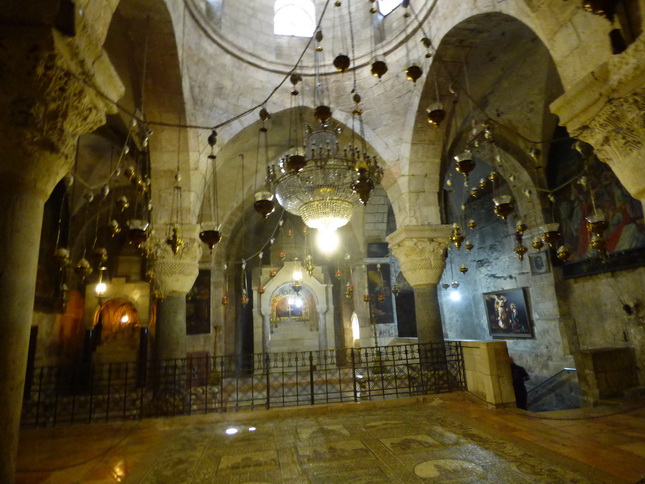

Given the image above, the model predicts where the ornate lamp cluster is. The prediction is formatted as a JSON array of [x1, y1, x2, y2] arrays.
[[265, 104, 383, 238]]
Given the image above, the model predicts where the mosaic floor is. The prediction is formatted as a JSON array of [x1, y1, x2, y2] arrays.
[[16, 393, 645, 483]]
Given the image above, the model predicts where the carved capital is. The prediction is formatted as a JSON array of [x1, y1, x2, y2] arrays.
[[387, 225, 451, 288], [579, 89, 645, 200], [551, 36, 645, 201], [0, 29, 123, 195], [151, 225, 203, 296]]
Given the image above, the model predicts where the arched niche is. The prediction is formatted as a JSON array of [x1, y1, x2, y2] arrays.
[[254, 260, 334, 353]]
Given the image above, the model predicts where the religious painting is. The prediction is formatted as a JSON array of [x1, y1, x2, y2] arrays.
[[270, 285, 310, 323], [528, 252, 550, 275], [366, 264, 394, 324], [550, 137, 645, 276], [186, 270, 211, 335], [483, 288, 532, 338]]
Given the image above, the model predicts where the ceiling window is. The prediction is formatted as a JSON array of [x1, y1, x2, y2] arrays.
[[274, 0, 316, 37], [378, 0, 401, 16]]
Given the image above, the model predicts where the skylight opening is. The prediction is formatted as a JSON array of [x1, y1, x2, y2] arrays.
[[274, 0, 316, 37], [378, 0, 401, 16]]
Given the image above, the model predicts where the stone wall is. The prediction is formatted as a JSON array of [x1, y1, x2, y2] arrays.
[[439, 186, 573, 380], [563, 268, 645, 386]]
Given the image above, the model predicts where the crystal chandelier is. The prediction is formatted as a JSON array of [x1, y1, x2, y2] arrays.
[[267, 106, 382, 238]]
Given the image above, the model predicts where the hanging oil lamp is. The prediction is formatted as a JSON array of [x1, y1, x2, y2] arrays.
[[116, 195, 129, 212], [74, 257, 93, 280], [166, 226, 183, 255], [464, 240, 474, 251], [269, 269, 277, 278], [531, 236, 544, 252], [493, 195, 514, 220], [450, 223, 465, 249], [199, 223, 222, 254], [514, 243, 528, 261], [586, 212, 608, 237], [371, 60, 388, 79], [258, 285, 266, 295], [127, 219, 149, 249], [92, 247, 108, 267], [541, 223, 562, 248], [467, 219, 477, 230], [426, 102, 446, 127], [556, 245, 573, 261], [53, 247, 71, 270], [454, 150, 475, 183], [459, 264, 468, 274], [378, 293, 385, 302], [590, 233, 608, 258], [392, 285, 399, 296], [108, 219, 121, 237], [363, 294, 370, 303], [124, 166, 136, 182], [405, 64, 423, 83], [221, 296, 228, 306], [345, 283, 354, 299], [333, 54, 351, 72], [254, 190, 275, 218], [470, 186, 482, 198]]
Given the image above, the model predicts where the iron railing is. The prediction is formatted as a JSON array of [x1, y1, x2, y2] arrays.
[[21, 342, 465, 427]]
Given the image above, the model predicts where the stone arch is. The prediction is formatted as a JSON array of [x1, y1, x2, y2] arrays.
[[395, 12, 563, 228]]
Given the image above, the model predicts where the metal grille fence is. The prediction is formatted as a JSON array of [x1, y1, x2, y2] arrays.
[[21, 342, 465, 427]]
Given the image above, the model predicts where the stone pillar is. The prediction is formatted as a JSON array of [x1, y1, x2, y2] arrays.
[[386, 225, 451, 344], [318, 311, 327, 349], [551, 36, 645, 206], [0, 26, 121, 482], [152, 226, 201, 362]]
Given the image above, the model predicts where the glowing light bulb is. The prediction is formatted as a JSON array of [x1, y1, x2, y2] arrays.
[[292, 268, 303, 282], [316, 228, 340, 256], [295, 297, 303, 308], [225, 428, 238, 435], [95, 282, 107, 296], [120, 314, 129, 324], [449, 291, 461, 302]]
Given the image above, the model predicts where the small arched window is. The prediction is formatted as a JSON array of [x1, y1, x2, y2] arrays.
[[378, 0, 401, 16], [274, 0, 316, 37]]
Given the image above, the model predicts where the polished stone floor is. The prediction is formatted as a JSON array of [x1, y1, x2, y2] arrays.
[[16, 392, 645, 483]]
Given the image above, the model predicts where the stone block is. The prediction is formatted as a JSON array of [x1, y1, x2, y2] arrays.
[[461, 340, 515, 407]]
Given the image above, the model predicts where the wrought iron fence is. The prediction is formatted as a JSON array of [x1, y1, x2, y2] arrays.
[[21, 342, 465, 427]]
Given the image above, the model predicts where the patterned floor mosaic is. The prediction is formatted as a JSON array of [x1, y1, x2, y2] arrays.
[[16, 393, 645, 483]]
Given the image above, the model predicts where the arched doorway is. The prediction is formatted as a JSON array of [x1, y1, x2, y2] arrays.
[[93, 298, 141, 364]]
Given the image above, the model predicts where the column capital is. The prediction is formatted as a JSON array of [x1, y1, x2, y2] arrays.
[[551, 37, 645, 201], [151, 224, 202, 296], [386, 225, 451, 288], [0, 28, 123, 196]]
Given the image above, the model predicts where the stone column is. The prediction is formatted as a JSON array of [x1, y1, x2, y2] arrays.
[[551, 36, 645, 206], [386, 225, 451, 344], [152, 226, 201, 362], [0, 27, 121, 482], [318, 311, 327, 349]]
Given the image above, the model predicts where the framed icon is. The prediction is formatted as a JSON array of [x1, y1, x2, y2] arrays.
[[483, 288, 533, 338]]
